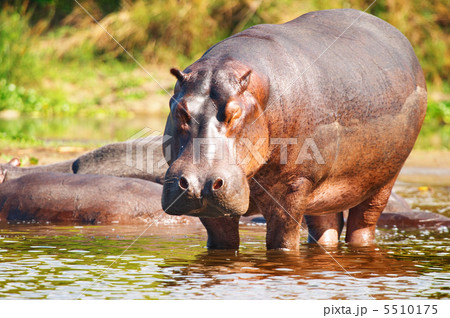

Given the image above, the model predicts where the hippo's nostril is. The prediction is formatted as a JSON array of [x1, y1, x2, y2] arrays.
[[179, 176, 189, 190], [212, 177, 224, 191]]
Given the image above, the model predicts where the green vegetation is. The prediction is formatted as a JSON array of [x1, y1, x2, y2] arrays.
[[0, 0, 448, 149], [416, 101, 450, 150]]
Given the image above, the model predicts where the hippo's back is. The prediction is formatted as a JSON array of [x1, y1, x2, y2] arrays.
[[204, 9, 426, 126]]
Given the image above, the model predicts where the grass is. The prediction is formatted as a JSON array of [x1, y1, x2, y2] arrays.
[[0, 9, 36, 84], [0, 6, 173, 121], [415, 100, 450, 150], [19, 0, 446, 85]]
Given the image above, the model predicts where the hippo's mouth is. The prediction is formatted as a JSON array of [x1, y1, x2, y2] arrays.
[[192, 200, 244, 218], [165, 197, 244, 218]]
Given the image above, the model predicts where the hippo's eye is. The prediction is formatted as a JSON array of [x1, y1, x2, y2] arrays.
[[172, 100, 191, 133], [174, 106, 191, 133], [210, 87, 223, 102], [176, 109, 190, 126]]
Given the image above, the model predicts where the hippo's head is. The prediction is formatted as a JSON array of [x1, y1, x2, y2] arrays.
[[161, 60, 269, 217]]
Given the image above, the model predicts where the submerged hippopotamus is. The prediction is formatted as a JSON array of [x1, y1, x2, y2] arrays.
[[161, 9, 427, 249], [0, 172, 188, 225], [0, 138, 168, 184]]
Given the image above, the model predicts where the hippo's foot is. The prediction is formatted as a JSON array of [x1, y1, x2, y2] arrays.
[[305, 212, 344, 246], [265, 212, 303, 250], [345, 179, 395, 245], [0, 158, 20, 184], [200, 217, 240, 249]]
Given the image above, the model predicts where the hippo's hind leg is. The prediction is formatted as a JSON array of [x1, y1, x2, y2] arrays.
[[200, 216, 240, 249], [305, 212, 344, 246], [345, 179, 396, 245]]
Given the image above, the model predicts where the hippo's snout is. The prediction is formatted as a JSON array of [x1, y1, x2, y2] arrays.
[[162, 164, 250, 218]]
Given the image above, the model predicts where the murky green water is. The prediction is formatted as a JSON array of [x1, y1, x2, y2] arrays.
[[0, 220, 448, 300], [395, 182, 450, 218]]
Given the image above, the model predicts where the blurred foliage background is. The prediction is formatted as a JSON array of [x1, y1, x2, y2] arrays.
[[0, 0, 449, 150]]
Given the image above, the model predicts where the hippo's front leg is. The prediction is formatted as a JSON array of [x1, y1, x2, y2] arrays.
[[200, 217, 240, 249], [264, 178, 312, 250]]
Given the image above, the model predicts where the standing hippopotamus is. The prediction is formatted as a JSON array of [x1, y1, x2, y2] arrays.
[[161, 9, 427, 250]]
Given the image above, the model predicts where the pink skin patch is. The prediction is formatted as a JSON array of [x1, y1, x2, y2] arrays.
[[0, 158, 20, 184], [8, 158, 20, 167]]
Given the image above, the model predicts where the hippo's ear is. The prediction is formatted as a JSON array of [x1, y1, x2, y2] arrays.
[[170, 68, 188, 83], [238, 70, 251, 93]]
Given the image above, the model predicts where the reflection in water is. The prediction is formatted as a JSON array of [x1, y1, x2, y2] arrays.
[[170, 245, 417, 280], [1, 223, 445, 300], [159, 244, 427, 300]]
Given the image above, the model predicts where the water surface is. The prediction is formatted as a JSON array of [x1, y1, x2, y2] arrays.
[[0, 219, 448, 300], [0, 117, 448, 299]]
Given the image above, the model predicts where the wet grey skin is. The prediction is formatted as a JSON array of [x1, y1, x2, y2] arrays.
[[1, 138, 168, 184]]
